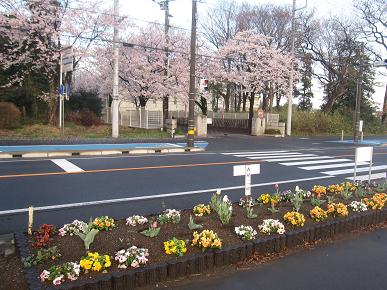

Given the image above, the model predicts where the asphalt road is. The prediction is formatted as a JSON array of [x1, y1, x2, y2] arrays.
[[0, 135, 386, 233]]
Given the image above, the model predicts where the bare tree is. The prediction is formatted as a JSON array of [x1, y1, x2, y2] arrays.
[[301, 18, 364, 112]]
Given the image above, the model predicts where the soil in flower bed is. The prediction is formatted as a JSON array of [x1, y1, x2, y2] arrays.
[[25, 190, 385, 288], [0, 248, 29, 290]]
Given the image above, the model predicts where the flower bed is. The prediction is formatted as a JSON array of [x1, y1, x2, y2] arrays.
[[16, 183, 387, 290]]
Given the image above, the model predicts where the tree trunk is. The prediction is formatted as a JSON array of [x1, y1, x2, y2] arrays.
[[382, 84, 387, 124], [242, 92, 247, 112], [47, 80, 57, 125], [225, 83, 231, 112], [248, 92, 255, 134]]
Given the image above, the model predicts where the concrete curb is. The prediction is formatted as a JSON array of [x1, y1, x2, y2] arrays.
[[0, 147, 205, 159]]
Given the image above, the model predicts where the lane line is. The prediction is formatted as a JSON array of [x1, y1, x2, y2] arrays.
[[234, 152, 301, 157], [266, 156, 335, 162], [222, 151, 289, 155], [322, 165, 387, 175], [247, 154, 316, 160], [51, 159, 84, 172], [280, 158, 351, 166], [0, 160, 263, 179], [299, 162, 369, 171], [0, 175, 335, 215], [346, 172, 386, 181]]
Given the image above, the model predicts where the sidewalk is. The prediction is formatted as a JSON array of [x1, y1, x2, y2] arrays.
[[176, 227, 387, 290], [0, 141, 208, 158]]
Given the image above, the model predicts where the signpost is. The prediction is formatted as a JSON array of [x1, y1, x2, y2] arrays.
[[233, 164, 260, 197], [354, 147, 373, 183], [59, 46, 73, 131]]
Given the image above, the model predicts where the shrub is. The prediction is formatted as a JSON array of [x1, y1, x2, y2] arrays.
[[0, 101, 21, 129], [67, 89, 103, 116], [68, 109, 102, 127]]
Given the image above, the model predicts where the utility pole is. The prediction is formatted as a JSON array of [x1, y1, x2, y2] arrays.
[[153, 0, 172, 124], [286, 0, 296, 136], [112, 0, 120, 138], [353, 44, 364, 143], [187, 0, 197, 147], [286, 0, 307, 136]]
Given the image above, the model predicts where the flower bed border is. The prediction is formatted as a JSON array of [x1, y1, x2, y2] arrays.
[[15, 208, 387, 290]]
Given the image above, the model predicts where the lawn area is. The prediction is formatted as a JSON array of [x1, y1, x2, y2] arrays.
[[0, 123, 172, 139]]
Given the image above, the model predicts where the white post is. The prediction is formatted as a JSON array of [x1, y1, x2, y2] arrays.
[[286, 0, 296, 136], [368, 153, 373, 184], [111, 0, 120, 138], [361, 132, 364, 143], [341, 130, 344, 141]]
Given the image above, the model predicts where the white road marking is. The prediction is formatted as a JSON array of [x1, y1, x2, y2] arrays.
[[300, 162, 369, 171], [280, 158, 351, 166], [266, 156, 334, 162], [346, 172, 386, 181], [322, 165, 387, 176], [234, 152, 301, 157], [222, 150, 289, 155], [51, 159, 84, 173], [247, 154, 316, 160], [0, 175, 335, 215]]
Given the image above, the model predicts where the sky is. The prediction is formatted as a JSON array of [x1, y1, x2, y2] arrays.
[[123, 0, 386, 110]]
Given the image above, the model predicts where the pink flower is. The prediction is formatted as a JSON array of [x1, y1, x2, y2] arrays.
[[53, 275, 63, 285], [40, 270, 49, 282]]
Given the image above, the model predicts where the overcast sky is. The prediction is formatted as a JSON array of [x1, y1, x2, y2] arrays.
[[123, 0, 386, 110]]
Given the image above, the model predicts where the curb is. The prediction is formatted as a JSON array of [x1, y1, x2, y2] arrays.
[[15, 207, 387, 290], [0, 147, 205, 159]]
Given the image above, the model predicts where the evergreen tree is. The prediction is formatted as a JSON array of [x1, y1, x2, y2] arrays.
[[295, 53, 313, 111]]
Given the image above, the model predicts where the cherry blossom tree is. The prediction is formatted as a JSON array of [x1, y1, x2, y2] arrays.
[[209, 31, 296, 132]]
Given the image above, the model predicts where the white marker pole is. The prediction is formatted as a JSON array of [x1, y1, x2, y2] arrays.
[[245, 166, 251, 197]]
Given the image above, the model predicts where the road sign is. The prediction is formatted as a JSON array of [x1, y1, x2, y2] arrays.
[[354, 147, 373, 183], [61, 47, 73, 73], [257, 109, 264, 119], [233, 164, 260, 196]]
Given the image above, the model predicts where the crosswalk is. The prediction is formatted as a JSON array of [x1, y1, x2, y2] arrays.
[[222, 150, 387, 181]]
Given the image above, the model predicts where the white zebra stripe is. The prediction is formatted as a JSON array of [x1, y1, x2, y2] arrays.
[[300, 162, 369, 171], [280, 158, 351, 166], [247, 154, 316, 160], [322, 165, 387, 176]]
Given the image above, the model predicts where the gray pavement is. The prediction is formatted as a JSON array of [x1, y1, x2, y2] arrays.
[[177, 227, 387, 290]]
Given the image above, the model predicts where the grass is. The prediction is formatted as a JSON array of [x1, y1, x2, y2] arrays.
[[0, 122, 173, 139]]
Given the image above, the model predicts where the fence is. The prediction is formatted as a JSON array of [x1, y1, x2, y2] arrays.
[[103, 109, 163, 129]]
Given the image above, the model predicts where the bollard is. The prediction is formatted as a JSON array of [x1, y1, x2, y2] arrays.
[[341, 130, 344, 141], [28, 206, 34, 235], [361, 132, 364, 143]]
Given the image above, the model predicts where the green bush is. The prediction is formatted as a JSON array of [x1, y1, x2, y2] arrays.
[[67, 89, 103, 116], [0, 101, 21, 129]]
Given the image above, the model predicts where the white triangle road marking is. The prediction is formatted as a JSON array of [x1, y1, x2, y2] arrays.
[[300, 162, 369, 171], [280, 158, 351, 166], [51, 159, 84, 173], [322, 165, 387, 176]]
